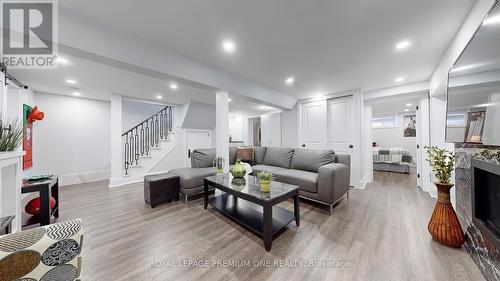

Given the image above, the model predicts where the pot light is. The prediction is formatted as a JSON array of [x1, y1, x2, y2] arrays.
[[483, 14, 500, 26], [65, 79, 76, 84], [285, 77, 295, 85], [156, 95, 163, 100], [395, 77, 405, 83], [222, 40, 236, 54], [406, 103, 412, 107], [169, 83, 178, 90], [73, 91, 81, 96], [404, 109, 409, 112], [395, 40, 411, 51], [228, 98, 232, 102], [56, 57, 69, 65]]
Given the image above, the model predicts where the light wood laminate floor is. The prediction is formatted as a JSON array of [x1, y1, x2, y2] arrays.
[[55, 171, 484, 281]]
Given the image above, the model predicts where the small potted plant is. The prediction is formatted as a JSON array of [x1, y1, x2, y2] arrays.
[[256, 171, 272, 193], [0, 117, 23, 152], [425, 146, 464, 248], [230, 160, 246, 178]]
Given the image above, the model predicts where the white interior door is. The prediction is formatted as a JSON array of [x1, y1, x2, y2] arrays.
[[327, 96, 356, 185], [300, 100, 327, 149], [185, 130, 211, 167]]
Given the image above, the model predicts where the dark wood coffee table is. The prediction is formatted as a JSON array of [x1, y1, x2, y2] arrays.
[[204, 174, 299, 251]]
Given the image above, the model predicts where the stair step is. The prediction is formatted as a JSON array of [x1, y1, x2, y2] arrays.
[[129, 165, 143, 169]]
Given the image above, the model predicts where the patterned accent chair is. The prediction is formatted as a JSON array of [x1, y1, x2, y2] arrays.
[[0, 219, 83, 281]]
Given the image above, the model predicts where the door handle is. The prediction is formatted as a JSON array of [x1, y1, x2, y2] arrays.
[[302, 144, 306, 147], [349, 144, 354, 148], [188, 149, 191, 158]]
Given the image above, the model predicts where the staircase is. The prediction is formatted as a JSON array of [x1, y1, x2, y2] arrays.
[[122, 106, 174, 175]]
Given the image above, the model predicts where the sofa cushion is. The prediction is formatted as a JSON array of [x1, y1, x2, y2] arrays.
[[236, 147, 255, 164], [169, 167, 214, 189], [290, 149, 335, 173], [263, 148, 294, 168], [191, 149, 216, 168], [254, 147, 267, 164], [274, 169, 318, 193], [251, 164, 287, 175]]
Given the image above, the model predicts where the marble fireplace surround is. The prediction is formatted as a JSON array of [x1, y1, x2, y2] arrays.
[[455, 143, 500, 281]]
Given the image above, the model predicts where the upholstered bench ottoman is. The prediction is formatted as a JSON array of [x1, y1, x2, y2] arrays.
[[144, 174, 180, 208]]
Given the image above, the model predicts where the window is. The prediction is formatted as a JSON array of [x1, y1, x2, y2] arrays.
[[446, 113, 467, 127], [372, 114, 396, 128]]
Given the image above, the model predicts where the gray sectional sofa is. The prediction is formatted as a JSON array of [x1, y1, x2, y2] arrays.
[[169, 147, 351, 213]]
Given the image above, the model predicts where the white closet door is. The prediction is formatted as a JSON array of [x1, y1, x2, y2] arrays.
[[327, 96, 356, 186], [300, 100, 327, 149]]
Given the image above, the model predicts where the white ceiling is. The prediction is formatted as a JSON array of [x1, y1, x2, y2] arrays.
[[9, 55, 279, 116], [58, 0, 475, 99]]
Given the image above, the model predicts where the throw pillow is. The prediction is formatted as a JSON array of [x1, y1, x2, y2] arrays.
[[236, 147, 255, 164]]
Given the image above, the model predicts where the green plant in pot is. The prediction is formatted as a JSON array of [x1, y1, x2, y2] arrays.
[[0, 117, 23, 152], [230, 160, 246, 178], [257, 171, 273, 193], [425, 146, 464, 248]]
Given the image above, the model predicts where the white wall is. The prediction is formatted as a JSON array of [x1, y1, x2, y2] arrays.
[[23, 93, 111, 186], [228, 114, 244, 142], [372, 113, 417, 159], [426, 0, 494, 203], [261, 112, 282, 147], [181, 101, 216, 130], [281, 106, 299, 148], [122, 99, 164, 132]]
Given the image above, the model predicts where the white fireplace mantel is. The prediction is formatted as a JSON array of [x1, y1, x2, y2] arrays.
[[0, 151, 25, 232]]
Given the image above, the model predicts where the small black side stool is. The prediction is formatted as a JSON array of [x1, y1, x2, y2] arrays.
[[144, 174, 180, 208]]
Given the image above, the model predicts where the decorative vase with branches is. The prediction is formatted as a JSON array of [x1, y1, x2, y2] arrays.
[[425, 146, 464, 248], [0, 117, 23, 152]]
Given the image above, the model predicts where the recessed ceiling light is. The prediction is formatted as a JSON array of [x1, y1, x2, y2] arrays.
[[404, 109, 409, 112], [406, 103, 412, 107], [228, 98, 232, 102], [56, 57, 69, 65], [156, 95, 162, 100], [65, 79, 76, 84], [395, 40, 411, 51], [285, 77, 295, 85], [395, 77, 405, 83], [169, 83, 178, 90], [483, 14, 500, 26], [73, 91, 81, 96], [222, 40, 236, 54]]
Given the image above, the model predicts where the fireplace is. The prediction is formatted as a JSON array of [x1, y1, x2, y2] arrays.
[[472, 158, 500, 249]]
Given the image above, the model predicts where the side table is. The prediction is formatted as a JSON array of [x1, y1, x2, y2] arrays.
[[22, 176, 59, 227]]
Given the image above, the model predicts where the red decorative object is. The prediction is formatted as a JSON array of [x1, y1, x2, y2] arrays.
[[25, 197, 56, 216], [27, 106, 45, 123]]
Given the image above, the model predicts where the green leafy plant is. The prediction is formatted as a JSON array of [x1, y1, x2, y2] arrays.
[[425, 146, 456, 185], [0, 117, 23, 152], [256, 171, 273, 183]]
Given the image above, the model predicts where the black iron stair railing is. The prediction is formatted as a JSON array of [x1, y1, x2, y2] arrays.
[[122, 106, 173, 175]]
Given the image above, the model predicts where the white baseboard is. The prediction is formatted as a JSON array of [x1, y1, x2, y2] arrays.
[[59, 170, 109, 186], [108, 170, 170, 188]]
